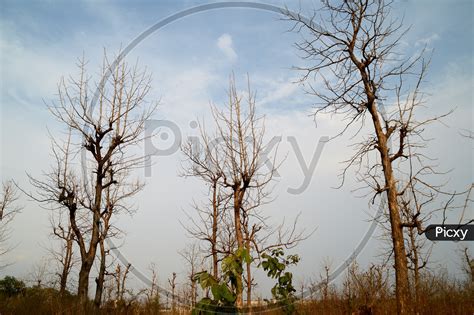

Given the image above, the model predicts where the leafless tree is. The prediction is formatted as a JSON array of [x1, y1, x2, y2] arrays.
[[343, 262, 390, 314], [29, 258, 51, 288], [94, 170, 142, 307], [49, 212, 77, 294], [182, 76, 309, 309], [183, 75, 280, 308], [462, 248, 474, 283], [286, 1, 459, 313], [0, 180, 21, 269], [112, 263, 132, 303], [181, 116, 229, 280], [179, 243, 204, 307], [27, 51, 156, 304], [168, 272, 177, 312], [144, 262, 160, 311]]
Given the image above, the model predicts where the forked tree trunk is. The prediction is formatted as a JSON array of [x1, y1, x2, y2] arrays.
[[76, 185, 102, 304]]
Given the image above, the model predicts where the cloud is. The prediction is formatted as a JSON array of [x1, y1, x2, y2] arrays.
[[415, 33, 440, 47], [216, 33, 237, 62], [259, 81, 299, 106]]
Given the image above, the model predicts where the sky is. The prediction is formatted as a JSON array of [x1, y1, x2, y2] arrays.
[[0, 0, 473, 298]]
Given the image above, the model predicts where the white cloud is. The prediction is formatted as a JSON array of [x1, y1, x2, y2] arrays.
[[415, 33, 440, 47], [216, 33, 237, 62], [260, 81, 299, 106]]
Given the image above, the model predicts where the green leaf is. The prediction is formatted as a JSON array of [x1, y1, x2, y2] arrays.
[[220, 284, 236, 303]]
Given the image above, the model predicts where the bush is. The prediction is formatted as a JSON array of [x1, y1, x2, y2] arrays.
[[0, 276, 26, 297]]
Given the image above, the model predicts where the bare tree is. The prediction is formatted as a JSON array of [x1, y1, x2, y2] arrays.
[[112, 263, 132, 303], [49, 212, 77, 294], [168, 272, 177, 312], [183, 76, 308, 310], [183, 76, 279, 309], [398, 186, 432, 311], [286, 1, 457, 313], [179, 243, 204, 307], [0, 180, 21, 269], [182, 118, 228, 280], [462, 248, 474, 283], [28, 51, 156, 304], [29, 258, 51, 288], [343, 262, 390, 314], [217, 76, 283, 309], [144, 262, 160, 311], [94, 170, 142, 307]]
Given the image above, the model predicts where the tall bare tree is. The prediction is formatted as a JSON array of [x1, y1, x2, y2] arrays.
[[286, 1, 457, 313], [28, 52, 156, 303], [0, 180, 21, 269], [183, 76, 279, 308], [94, 169, 142, 307], [183, 76, 308, 310]]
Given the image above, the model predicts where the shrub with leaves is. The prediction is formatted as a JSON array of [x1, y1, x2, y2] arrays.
[[261, 248, 300, 314], [192, 248, 251, 314], [0, 276, 26, 298]]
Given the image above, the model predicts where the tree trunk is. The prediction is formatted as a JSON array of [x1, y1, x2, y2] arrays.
[[78, 259, 93, 303], [409, 228, 420, 314], [77, 206, 100, 303], [76, 169, 102, 303], [212, 181, 219, 279], [368, 102, 411, 314], [94, 238, 107, 308], [59, 235, 73, 295], [246, 247, 252, 311], [191, 279, 197, 306], [234, 190, 244, 309]]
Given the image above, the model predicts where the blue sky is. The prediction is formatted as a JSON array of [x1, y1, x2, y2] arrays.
[[1, 0, 473, 297]]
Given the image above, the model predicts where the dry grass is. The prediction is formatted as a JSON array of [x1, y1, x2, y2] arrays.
[[1, 265, 473, 315]]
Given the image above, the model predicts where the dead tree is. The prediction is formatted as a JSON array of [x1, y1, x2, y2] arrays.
[[180, 189, 226, 280], [29, 258, 50, 288], [94, 168, 141, 307], [183, 76, 307, 309], [216, 76, 282, 308], [184, 76, 279, 308], [286, 1, 456, 313], [145, 263, 160, 310], [115, 263, 132, 302], [398, 184, 432, 311], [179, 243, 204, 307], [168, 272, 177, 312], [462, 248, 474, 283], [49, 212, 76, 294], [0, 181, 21, 269], [182, 112, 237, 281], [28, 51, 156, 303]]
